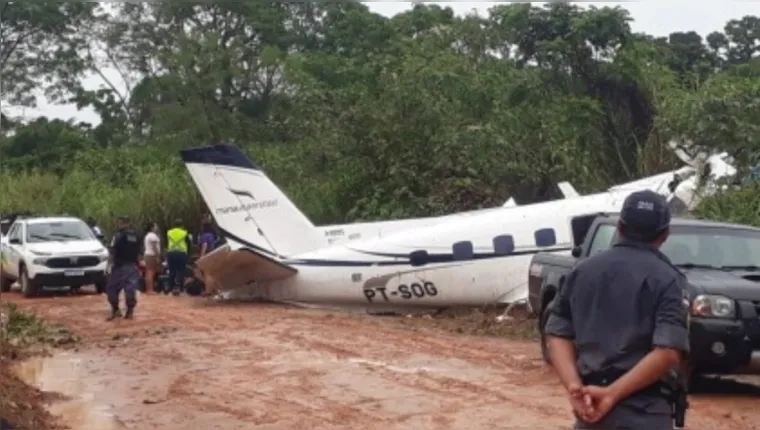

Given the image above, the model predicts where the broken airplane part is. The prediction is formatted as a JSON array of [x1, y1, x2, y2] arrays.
[[180, 144, 736, 309]]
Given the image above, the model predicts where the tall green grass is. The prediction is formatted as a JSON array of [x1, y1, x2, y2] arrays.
[[0, 146, 203, 235], [1, 144, 758, 237]]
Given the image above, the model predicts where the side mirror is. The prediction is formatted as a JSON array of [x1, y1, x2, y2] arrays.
[[9, 238, 21, 245], [571, 246, 582, 258]]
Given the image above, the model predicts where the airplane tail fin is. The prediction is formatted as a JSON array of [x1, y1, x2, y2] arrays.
[[180, 145, 325, 258]]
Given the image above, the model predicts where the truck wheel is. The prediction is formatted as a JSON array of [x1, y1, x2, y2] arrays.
[[540, 307, 552, 365], [0, 275, 11, 292], [95, 280, 106, 295], [20, 267, 38, 298]]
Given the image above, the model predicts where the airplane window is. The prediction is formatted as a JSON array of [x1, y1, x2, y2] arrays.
[[535, 228, 557, 247], [452, 241, 474, 261], [493, 235, 515, 255], [409, 250, 429, 267]]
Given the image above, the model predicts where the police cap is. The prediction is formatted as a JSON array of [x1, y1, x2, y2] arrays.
[[620, 190, 671, 240]]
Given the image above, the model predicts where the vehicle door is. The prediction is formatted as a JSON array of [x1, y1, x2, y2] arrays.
[[4, 223, 23, 278]]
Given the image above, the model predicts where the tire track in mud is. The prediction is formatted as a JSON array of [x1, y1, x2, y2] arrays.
[[277, 321, 569, 428], [166, 358, 388, 427], [287, 314, 557, 389]]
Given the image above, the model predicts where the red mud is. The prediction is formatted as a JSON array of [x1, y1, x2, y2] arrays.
[[3, 290, 760, 429]]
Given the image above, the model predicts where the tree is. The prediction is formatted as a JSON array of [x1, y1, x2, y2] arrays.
[[0, 1, 100, 107], [0, 117, 95, 172], [1, 2, 758, 227], [708, 16, 760, 66]]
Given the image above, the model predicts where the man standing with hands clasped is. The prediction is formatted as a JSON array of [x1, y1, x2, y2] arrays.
[[545, 190, 690, 429]]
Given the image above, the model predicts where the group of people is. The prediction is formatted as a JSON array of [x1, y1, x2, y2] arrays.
[[101, 215, 220, 321]]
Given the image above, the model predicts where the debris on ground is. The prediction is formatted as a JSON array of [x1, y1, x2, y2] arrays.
[[396, 305, 539, 339]]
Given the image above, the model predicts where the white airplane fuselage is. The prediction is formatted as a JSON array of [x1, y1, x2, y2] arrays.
[[200, 190, 630, 308], [313, 206, 509, 247], [183, 144, 737, 309]]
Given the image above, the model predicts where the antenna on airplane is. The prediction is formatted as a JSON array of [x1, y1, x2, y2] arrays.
[[503, 197, 518, 208], [557, 182, 580, 198]]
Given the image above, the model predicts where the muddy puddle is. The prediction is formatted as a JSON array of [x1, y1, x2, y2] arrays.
[[13, 352, 125, 430]]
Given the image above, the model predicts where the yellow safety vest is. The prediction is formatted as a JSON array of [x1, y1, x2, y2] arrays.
[[167, 227, 189, 253]]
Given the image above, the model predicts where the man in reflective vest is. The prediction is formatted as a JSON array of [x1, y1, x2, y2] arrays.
[[166, 219, 192, 296]]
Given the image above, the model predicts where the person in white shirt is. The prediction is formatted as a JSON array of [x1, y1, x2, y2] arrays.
[[142, 222, 162, 294], [87, 217, 104, 242]]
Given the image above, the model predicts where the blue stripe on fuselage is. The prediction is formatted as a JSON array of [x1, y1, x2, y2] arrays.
[[218, 226, 571, 267]]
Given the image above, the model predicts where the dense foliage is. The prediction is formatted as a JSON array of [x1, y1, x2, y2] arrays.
[[1, 2, 759, 232]]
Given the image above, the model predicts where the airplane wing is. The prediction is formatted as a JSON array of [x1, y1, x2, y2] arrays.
[[608, 171, 677, 194], [195, 244, 297, 291]]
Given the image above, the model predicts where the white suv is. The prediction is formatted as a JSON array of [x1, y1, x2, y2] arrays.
[[0, 216, 109, 297]]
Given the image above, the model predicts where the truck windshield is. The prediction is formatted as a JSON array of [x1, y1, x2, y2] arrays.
[[661, 228, 760, 270], [590, 224, 760, 270], [26, 221, 96, 243]]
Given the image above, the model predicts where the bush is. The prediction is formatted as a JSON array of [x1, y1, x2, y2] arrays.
[[1, 141, 757, 238], [695, 183, 760, 227], [0, 146, 203, 235]]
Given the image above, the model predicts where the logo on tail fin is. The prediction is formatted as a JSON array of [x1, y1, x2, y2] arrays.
[[217, 186, 278, 216], [227, 187, 255, 200]]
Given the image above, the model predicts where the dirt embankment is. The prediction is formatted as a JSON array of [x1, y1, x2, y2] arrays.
[[0, 302, 77, 429], [0, 351, 56, 430], [2, 291, 760, 430]]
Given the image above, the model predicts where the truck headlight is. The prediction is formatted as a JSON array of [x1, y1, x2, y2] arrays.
[[95, 249, 109, 262], [691, 294, 735, 318]]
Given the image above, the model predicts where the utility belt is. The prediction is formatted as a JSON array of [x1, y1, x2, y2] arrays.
[[582, 369, 670, 399], [582, 369, 688, 429], [113, 257, 139, 266]]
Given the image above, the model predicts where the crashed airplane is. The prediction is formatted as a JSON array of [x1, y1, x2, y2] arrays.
[[180, 144, 736, 310]]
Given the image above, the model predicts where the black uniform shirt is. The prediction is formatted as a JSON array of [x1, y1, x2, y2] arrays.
[[110, 228, 140, 266], [545, 239, 689, 377]]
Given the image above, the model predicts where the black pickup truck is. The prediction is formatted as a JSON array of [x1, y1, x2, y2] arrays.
[[528, 213, 760, 377]]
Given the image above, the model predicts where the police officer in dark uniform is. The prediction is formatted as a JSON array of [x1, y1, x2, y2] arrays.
[[107, 216, 141, 320], [544, 190, 690, 429]]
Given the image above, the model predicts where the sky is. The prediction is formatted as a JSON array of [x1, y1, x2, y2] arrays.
[[6, 1, 760, 125]]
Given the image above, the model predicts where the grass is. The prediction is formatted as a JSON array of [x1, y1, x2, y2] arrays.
[[1, 303, 50, 347]]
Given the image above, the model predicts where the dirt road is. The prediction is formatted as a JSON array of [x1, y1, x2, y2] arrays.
[[5, 291, 760, 430]]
